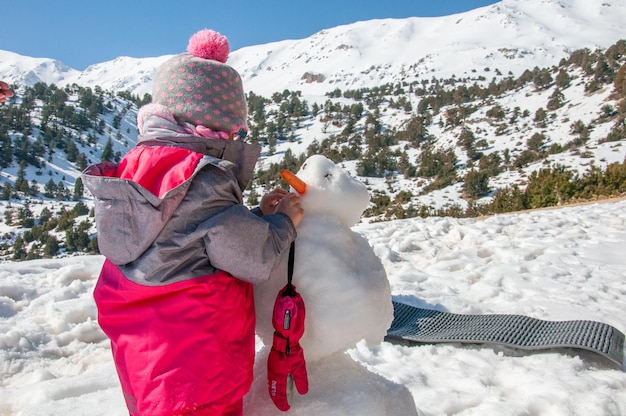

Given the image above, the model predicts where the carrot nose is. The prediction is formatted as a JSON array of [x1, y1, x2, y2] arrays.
[[280, 169, 307, 194]]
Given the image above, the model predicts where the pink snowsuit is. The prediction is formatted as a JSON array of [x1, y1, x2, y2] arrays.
[[83, 137, 296, 415]]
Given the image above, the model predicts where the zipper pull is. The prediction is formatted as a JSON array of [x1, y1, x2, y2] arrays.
[[284, 309, 291, 330]]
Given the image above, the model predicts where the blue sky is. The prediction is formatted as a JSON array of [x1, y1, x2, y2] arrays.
[[5, 0, 499, 70]]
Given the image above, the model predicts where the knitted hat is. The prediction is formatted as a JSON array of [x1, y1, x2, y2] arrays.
[[152, 29, 247, 135]]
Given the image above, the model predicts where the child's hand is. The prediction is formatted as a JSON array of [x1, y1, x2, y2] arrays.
[[276, 193, 304, 227], [260, 188, 289, 215]]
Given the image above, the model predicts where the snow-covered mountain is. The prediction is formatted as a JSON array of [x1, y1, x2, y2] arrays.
[[0, 50, 80, 87], [1, 0, 625, 98], [230, 0, 626, 97]]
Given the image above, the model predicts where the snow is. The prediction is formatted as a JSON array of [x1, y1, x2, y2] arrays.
[[1, 0, 626, 413], [1, 198, 625, 415]]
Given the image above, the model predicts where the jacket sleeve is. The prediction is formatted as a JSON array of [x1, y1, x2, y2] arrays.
[[202, 204, 296, 284]]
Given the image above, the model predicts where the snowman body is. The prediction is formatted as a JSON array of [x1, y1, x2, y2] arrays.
[[255, 211, 393, 362], [247, 155, 417, 415]]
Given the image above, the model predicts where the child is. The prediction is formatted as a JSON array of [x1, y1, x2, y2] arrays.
[[82, 29, 303, 416]]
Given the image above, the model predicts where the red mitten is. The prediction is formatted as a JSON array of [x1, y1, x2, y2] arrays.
[[267, 284, 308, 411], [268, 336, 308, 411]]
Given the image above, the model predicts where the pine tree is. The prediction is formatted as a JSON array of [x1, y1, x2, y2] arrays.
[[534, 108, 548, 128], [101, 138, 114, 162], [38, 207, 52, 226], [73, 177, 84, 201], [547, 88, 565, 111], [43, 179, 57, 198], [76, 153, 88, 171], [43, 235, 59, 257], [14, 162, 30, 194], [0, 134, 12, 168], [17, 201, 35, 228], [12, 236, 27, 260], [66, 140, 78, 162], [556, 69, 571, 89], [4, 205, 14, 225], [463, 170, 490, 199], [246, 188, 259, 207], [1, 182, 12, 200]]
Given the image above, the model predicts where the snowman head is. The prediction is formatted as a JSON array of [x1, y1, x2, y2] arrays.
[[289, 155, 370, 227]]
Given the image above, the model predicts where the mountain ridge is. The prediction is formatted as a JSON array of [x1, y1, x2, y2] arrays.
[[2, 0, 625, 98]]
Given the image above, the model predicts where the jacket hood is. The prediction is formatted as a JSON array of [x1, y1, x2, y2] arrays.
[[82, 136, 261, 266], [137, 134, 261, 192]]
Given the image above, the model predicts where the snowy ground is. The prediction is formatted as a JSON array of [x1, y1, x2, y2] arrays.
[[1, 200, 626, 415]]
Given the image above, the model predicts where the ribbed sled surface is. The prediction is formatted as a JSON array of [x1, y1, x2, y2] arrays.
[[386, 301, 624, 366]]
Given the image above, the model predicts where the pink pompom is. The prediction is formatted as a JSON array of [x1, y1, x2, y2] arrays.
[[187, 29, 230, 63]]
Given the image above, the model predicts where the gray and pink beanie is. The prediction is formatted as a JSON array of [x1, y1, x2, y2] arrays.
[[148, 29, 248, 137]]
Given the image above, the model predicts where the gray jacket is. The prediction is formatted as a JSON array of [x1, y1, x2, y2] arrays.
[[82, 135, 296, 286]]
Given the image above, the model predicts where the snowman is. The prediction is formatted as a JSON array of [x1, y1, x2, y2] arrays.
[[245, 155, 418, 415]]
